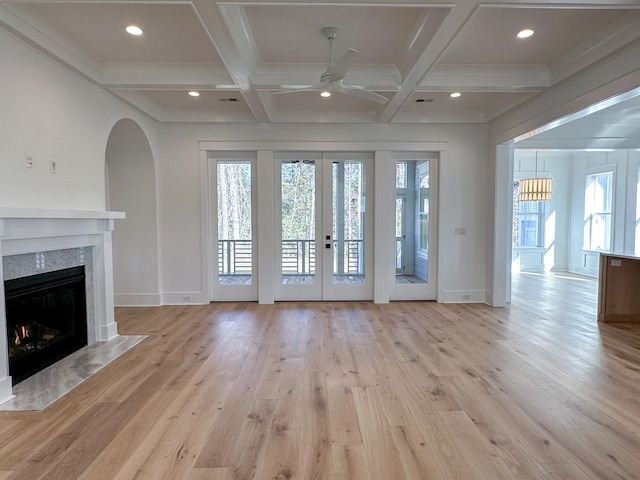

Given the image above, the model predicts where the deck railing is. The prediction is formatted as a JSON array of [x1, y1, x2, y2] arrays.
[[218, 239, 363, 276]]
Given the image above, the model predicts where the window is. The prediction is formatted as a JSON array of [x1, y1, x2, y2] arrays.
[[584, 171, 613, 251], [512, 181, 544, 247]]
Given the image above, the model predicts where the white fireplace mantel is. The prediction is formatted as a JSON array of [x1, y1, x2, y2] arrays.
[[0, 208, 125, 404]]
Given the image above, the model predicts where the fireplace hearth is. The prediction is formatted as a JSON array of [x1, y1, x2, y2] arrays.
[[5, 266, 88, 385]]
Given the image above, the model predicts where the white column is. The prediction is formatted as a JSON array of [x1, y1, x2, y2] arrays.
[[374, 151, 393, 304], [95, 219, 118, 340], [489, 144, 513, 306], [257, 151, 275, 304], [0, 220, 14, 403]]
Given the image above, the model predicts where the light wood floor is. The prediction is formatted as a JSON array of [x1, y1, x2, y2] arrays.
[[2, 273, 640, 479]]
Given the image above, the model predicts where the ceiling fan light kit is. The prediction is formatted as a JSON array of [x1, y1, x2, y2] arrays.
[[272, 26, 388, 104]]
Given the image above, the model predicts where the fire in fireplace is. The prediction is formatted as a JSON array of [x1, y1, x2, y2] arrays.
[[4, 266, 88, 384]]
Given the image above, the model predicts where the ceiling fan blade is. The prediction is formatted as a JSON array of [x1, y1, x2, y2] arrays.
[[336, 84, 389, 104], [326, 48, 358, 83]]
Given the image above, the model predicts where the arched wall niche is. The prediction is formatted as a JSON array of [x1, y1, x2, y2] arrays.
[[105, 118, 161, 306]]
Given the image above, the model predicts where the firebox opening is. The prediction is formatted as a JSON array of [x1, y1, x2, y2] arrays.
[[5, 266, 88, 385]]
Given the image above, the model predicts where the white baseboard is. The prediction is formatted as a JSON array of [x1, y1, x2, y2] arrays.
[[568, 265, 599, 277], [160, 292, 208, 305], [115, 293, 162, 307], [442, 290, 486, 304]]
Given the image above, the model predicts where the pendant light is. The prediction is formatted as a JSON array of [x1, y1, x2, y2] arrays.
[[519, 150, 552, 201]]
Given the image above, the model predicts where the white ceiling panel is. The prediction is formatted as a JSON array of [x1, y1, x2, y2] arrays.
[[244, 5, 428, 65], [16, 3, 222, 64], [440, 7, 627, 65]]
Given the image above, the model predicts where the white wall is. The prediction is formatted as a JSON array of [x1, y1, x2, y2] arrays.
[[0, 28, 158, 210], [156, 123, 489, 304], [567, 150, 640, 276]]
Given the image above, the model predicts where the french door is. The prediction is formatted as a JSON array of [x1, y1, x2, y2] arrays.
[[275, 152, 373, 301], [208, 152, 258, 301]]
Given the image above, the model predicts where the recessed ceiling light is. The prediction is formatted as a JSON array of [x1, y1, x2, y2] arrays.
[[188, 91, 200, 97], [125, 25, 143, 36], [320, 90, 331, 98], [450, 92, 462, 98], [517, 29, 534, 39]]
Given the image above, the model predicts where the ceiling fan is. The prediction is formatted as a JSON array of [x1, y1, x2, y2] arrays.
[[272, 27, 388, 104]]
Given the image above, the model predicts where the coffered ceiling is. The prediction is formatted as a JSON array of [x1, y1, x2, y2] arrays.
[[1, 0, 639, 125]]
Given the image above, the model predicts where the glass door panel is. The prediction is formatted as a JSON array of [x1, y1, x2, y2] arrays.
[[281, 160, 317, 286], [217, 161, 253, 285], [332, 160, 365, 285]]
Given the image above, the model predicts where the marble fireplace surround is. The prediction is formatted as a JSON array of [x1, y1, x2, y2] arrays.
[[0, 208, 125, 404]]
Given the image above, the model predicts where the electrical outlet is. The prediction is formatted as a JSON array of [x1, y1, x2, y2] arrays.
[[182, 295, 192, 302], [26, 154, 33, 168], [455, 227, 466, 235], [462, 294, 471, 301]]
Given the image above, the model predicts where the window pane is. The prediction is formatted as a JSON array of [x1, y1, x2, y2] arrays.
[[584, 171, 613, 251], [512, 181, 544, 248], [396, 161, 407, 189], [395, 198, 403, 238]]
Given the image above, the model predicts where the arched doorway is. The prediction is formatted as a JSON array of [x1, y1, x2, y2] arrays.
[[105, 119, 160, 306]]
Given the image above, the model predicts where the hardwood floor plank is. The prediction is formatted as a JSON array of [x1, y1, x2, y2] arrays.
[[439, 410, 519, 480], [76, 390, 176, 480], [331, 445, 371, 480], [188, 468, 233, 480], [228, 398, 276, 480], [253, 358, 304, 480], [195, 342, 271, 468], [542, 462, 600, 480], [390, 425, 447, 479], [327, 373, 363, 445], [298, 369, 332, 480], [351, 386, 407, 480]]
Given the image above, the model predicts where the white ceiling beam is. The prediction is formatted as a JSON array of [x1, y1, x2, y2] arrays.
[[397, 8, 450, 80], [378, 1, 478, 123], [422, 64, 549, 90], [252, 64, 400, 90], [101, 63, 234, 89], [217, 4, 260, 76], [550, 10, 640, 85], [192, 0, 270, 122]]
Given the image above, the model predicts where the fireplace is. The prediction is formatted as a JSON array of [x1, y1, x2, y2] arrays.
[[0, 209, 123, 403], [5, 266, 88, 385]]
